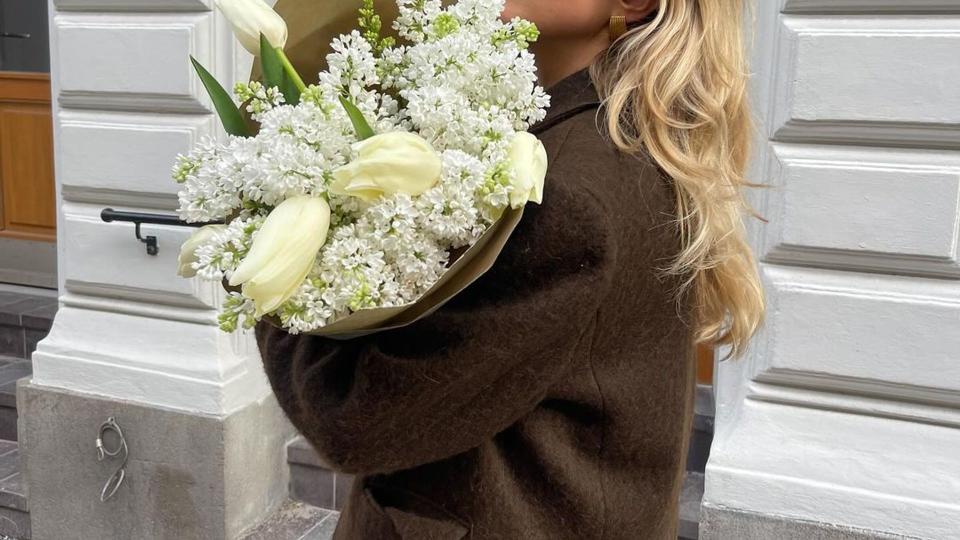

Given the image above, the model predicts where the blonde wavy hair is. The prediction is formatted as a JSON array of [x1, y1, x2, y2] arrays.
[[590, 0, 765, 359]]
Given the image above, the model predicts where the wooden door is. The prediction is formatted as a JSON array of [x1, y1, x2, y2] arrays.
[[696, 344, 713, 385], [0, 72, 55, 242]]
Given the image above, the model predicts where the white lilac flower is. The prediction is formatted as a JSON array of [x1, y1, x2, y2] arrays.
[[176, 0, 549, 333]]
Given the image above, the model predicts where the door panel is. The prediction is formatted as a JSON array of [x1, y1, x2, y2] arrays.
[[0, 73, 55, 242], [0, 0, 56, 287]]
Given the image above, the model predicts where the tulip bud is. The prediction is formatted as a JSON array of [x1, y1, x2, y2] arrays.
[[506, 132, 548, 209], [178, 225, 226, 278], [229, 196, 331, 316], [331, 132, 442, 202], [215, 0, 289, 56]]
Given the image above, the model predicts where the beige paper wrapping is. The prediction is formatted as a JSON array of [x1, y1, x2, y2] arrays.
[[252, 0, 401, 84], [239, 206, 524, 339]]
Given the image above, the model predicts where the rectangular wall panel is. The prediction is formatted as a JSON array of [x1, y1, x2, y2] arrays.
[[761, 144, 960, 276], [774, 17, 960, 146], [54, 0, 211, 11], [784, 0, 960, 13], [779, 165, 958, 257], [58, 111, 215, 207], [754, 265, 960, 397], [60, 202, 209, 307], [55, 13, 212, 112]]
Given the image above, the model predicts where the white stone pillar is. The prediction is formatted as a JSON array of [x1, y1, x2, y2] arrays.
[[702, 1, 960, 539], [19, 1, 294, 538]]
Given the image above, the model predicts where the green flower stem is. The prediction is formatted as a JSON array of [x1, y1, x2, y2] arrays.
[[276, 48, 306, 92]]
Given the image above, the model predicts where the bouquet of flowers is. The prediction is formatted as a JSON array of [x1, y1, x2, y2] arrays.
[[175, 0, 549, 337]]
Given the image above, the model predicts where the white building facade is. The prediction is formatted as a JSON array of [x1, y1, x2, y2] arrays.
[[13, 0, 959, 538], [704, 1, 960, 538]]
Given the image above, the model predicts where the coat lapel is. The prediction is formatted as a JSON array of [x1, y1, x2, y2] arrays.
[[531, 69, 602, 135]]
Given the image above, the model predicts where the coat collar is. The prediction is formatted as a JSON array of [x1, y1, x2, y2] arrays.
[[531, 68, 602, 134]]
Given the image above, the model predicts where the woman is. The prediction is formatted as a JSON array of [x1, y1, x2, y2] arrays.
[[256, 0, 765, 538]]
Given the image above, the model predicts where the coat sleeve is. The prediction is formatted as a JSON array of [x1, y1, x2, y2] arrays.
[[255, 163, 618, 475]]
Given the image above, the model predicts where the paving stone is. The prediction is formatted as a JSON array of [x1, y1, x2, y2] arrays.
[[0, 294, 25, 311], [0, 448, 18, 481], [0, 382, 17, 412], [0, 327, 23, 360], [0, 363, 32, 411], [0, 298, 51, 327], [0, 411, 16, 444], [20, 303, 56, 332], [679, 471, 703, 540], [0, 472, 27, 512], [23, 329, 47, 357], [0, 454, 23, 533], [0, 364, 31, 387], [287, 437, 330, 469], [301, 513, 339, 540], [0, 505, 29, 539]]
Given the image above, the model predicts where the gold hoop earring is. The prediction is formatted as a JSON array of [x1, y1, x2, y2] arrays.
[[609, 15, 627, 42]]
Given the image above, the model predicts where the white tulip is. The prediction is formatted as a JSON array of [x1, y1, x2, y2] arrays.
[[331, 132, 442, 202], [506, 132, 548, 209], [177, 225, 226, 278], [215, 0, 289, 56], [229, 196, 331, 316]]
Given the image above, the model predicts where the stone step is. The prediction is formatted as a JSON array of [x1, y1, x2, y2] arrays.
[[679, 471, 705, 540], [287, 438, 354, 512], [687, 384, 715, 474], [0, 362, 32, 442], [0, 291, 56, 362]]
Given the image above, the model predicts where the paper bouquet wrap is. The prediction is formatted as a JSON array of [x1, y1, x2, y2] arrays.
[[175, 0, 549, 338], [249, 206, 522, 339]]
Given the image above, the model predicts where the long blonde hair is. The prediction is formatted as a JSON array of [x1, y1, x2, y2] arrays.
[[590, 0, 765, 359]]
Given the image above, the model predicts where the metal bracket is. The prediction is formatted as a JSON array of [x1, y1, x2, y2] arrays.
[[101, 208, 223, 257], [134, 222, 159, 256]]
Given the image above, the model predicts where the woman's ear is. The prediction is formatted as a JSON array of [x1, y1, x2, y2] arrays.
[[620, 0, 659, 24]]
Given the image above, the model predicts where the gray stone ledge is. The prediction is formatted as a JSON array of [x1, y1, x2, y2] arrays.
[[700, 503, 927, 540]]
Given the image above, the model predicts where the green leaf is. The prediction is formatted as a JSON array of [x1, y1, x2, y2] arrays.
[[190, 56, 250, 137], [260, 34, 284, 88], [339, 96, 375, 140], [260, 34, 301, 105]]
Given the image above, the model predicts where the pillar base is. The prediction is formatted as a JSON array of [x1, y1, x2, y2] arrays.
[[18, 380, 294, 540]]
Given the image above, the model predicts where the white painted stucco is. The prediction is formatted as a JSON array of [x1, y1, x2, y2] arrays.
[[35, 0, 268, 415], [705, 1, 960, 538]]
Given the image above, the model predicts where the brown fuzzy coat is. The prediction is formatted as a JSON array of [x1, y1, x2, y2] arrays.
[[255, 69, 698, 540]]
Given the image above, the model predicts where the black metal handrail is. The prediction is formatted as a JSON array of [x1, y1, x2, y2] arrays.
[[101, 208, 224, 256]]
